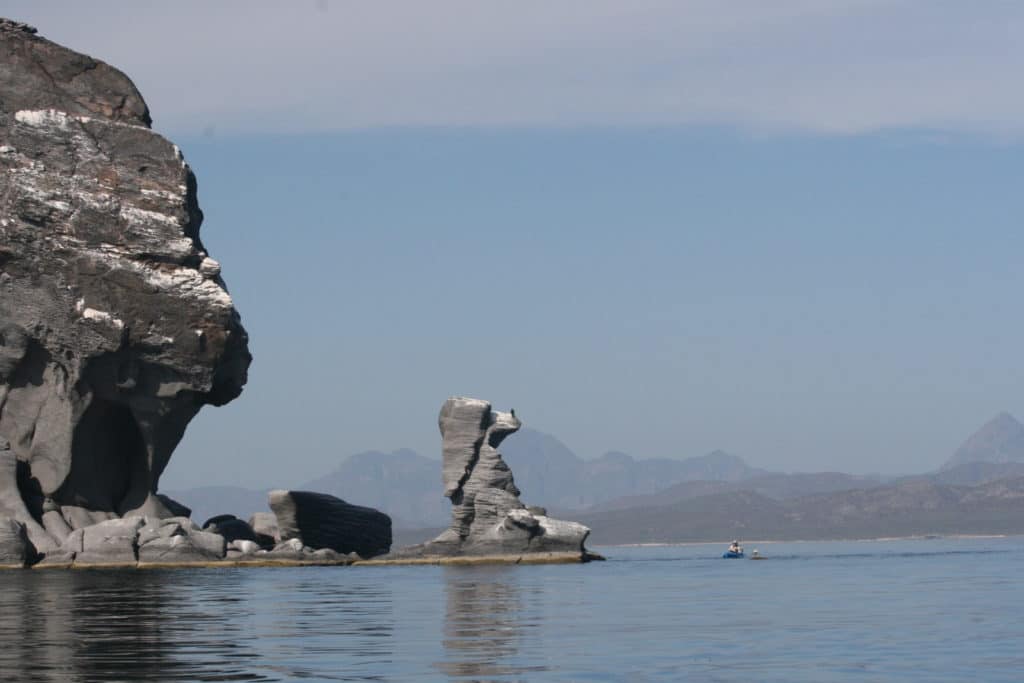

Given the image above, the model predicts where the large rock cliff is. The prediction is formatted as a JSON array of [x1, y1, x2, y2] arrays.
[[0, 18, 250, 555]]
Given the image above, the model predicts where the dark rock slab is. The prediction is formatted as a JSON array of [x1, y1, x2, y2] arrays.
[[268, 490, 391, 558], [202, 514, 258, 544], [0, 19, 150, 125], [155, 494, 191, 519]]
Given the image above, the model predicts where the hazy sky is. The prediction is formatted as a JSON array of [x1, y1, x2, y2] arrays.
[[4, 2, 1023, 487]]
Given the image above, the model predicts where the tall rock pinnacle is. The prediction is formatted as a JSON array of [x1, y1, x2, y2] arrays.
[[386, 397, 594, 560]]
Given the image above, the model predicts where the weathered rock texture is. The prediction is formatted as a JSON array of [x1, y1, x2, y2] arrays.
[[0, 19, 250, 555], [248, 511, 280, 546], [387, 397, 593, 560], [268, 490, 392, 558], [203, 514, 259, 545], [0, 515, 28, 567]]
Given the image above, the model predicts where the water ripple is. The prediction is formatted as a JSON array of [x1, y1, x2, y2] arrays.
[[0, 537, 1021, 681]]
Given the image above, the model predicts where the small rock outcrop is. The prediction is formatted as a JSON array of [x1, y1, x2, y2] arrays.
[[248, 511, 280, 546], [268, 490, 392, 558], [0, 515, 28, 567], [387, 397, 593, 560], [203, 514, 259, 545], [0, 18, 250, 556]]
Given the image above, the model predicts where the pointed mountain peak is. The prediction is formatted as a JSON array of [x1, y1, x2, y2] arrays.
[[943, 412, 1024, 469], [988, 411, 1022, 428]]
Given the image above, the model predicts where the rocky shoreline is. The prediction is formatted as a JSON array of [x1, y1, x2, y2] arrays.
[[0, 18, 597, 570]]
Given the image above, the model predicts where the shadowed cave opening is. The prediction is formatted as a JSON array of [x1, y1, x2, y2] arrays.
[[56, 399, 146, 512]]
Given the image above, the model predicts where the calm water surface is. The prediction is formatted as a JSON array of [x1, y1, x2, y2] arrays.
[[1, 537, 1022, 682]]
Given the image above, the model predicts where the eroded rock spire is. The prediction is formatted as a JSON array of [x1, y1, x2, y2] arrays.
[[387, 397, 593, 560]]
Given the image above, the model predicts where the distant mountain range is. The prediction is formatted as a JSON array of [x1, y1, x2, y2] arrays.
[[576, 476, 1024, 545], [168, 411, 1024, 543], [167, 431, 768, 527]]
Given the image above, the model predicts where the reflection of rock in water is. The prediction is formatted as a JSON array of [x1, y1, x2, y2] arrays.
[[0, 571, 271, 682], [437, 567, 549, 680], [261, 574, 396, 678], [0, 572, 78, 682]]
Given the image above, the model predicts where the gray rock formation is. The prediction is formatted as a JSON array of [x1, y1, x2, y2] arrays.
[[268, 490, 392, 558], [203, 514, 258, 544], [248, 511, 280, 546], [0, 18, 250, 556], [0, 515, 28, 567], [388, 397, 593, 559], [137, 520, 226, 564], [76, 516, 146, 566]]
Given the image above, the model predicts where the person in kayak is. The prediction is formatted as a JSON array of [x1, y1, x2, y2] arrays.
[[728, 540, 742, 555]]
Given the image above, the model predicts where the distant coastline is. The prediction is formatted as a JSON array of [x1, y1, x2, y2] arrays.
[[601, 534, 1013, 548]]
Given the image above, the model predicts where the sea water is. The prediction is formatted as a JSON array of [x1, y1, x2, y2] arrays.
[[1, 536, 1022, 682]]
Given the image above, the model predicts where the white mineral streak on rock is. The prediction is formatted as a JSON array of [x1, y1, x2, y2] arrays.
[[140, 263, 234, 309], [15, 108, 81, 128], [15, 108, 148, 130], [81, 308, 124, 329], [64, 244, 235, 311], [119, 205, 183, 228], [140, 188, 181, 201], [171, 144, 188, 170], [199, 256, 221, 278]]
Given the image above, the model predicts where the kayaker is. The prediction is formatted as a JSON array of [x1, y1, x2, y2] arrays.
[[728, 540, 742, 554]]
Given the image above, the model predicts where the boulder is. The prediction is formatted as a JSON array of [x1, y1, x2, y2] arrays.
[[387, 398, 592, 559], [268, 490, 391, 558], [0, 516, 28, 567], [59, 527, 84, 556], [229, 539, 260, 555], [41, 499, 72, 542], [137, 526, 225, 564], [0, 17, 250, 554], [248, 512, 280, 546], [0, 444, 55, 553], [203, 514, 258, 543], [188, 530, 227, 558], [265, 537, 307, 561], [75, 516, 145, 565]]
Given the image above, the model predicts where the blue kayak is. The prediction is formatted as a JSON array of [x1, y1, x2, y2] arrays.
[[722, 551, 744, 559]]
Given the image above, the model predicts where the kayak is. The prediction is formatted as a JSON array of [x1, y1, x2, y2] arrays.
[[722, 551, 744, 559]]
